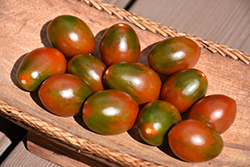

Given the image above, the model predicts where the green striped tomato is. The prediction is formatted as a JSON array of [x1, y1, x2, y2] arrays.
[[148, 37, 201, 76], [168, 119, 223, 162], [47, 15, 95, 57], [17, 47, 66, 91], [188, 94, 237, 134], [83, 90, 139, 135], [137, 100, 181, 146], [67, 54, 106, 92], [161, 69, 208, 113], [103, 62, 161, 105], [38, 74, 93, 117], [99, 23, 140, 66]]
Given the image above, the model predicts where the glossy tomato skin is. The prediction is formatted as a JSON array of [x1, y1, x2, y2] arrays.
[[38, 74, 93, 117], [148, 37, 201, 76], [83, 90, 139, 135], [161, 69, 208, 113], [137, 100, 181, 146], [67, 54, 106, 92], [188, 94, 237, 134], [99, 23, 140, 66], [17, 47, 67, 91], [168, 119, 223, 162], [47, 15, 95, 57], [104, 62, 162, 105]]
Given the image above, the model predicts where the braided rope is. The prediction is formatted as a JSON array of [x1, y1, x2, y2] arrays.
[[79, 0, 250, 65], [0, 100, 165, 167]]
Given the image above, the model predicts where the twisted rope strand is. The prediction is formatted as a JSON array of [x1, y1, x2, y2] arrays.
[[79, 0, 250, 65]]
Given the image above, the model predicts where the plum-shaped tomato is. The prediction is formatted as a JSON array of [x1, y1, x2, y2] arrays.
[[168, 119, 223, 162], [148, 37, 201, 76], [83, 90, 139, 135], [47, 15, 95, 57], [161, 69, 208, 113], [67, 54, 106, 92], [137, 100, 181, 146], [99, 23, 140, 66], [188, 94, 237, 134], [104, 62, 162, 105], [38, 74, 93, 117], [17, 47, 67, 91]]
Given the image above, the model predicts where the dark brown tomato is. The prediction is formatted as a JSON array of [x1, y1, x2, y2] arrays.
[[103, 62, 162, 105], [168, 119, 223, 162], [161, 69, 208, 113], [38, 74, 93, 117], [17, 47, 67, 91], [83, 90, 139, 135], [47, 15, 95, 58], [188, 94, 237, 134], [137, 100, 181, 146], [67, 54, 106, 92], [99, 23, 140, 66], [148, 37, 201, 76]]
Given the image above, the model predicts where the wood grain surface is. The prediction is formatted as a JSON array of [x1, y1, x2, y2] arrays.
[[0, 0, 249, 166]]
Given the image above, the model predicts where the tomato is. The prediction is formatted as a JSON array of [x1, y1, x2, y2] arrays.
[[148, 37, 201, 76], [17, 47, 66, 91], [67, 54, 106, 92], [99, 23, 140, 66], [137, 100, 181, 146], [103, 62, 162, 105], [161, 69, 208, 113], [168, 119, 223, 162], [188, 94, 237, 134], [38, 74, 93, 117], [47, 15, 95, 58], [83, 90, 139, 135]]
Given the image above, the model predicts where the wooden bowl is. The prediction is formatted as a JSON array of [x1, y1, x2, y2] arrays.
[[0, 0, 249, 166]]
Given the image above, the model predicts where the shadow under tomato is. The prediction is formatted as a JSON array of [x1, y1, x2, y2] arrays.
[[157, 134, 183, 161], [157, 127, 184, 161], [30, 89, 51, 114], [73, 108, 90, 130], [10, 53, 29, 91], [127, 122, 183, 161], [127, 124, 151, 146], [73, 103, 103, 135], [91, 28, 107, 60], [40, 20, 52, 48], [181, 109, 190, 120]]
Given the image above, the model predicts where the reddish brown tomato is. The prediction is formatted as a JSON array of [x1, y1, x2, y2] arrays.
[[168, 119, 223, 162], [47, 15, 95, 57], [17, 47, 67, 91], [83, 90, 139, 135], [137, 100, 181, 146], [188, 94, 237, 134], [161, 69, 208, 113], [38, 74, 93, 117], [103, 62, 162, 105], [67, 54, 106, 92], [148, 37, 201, 76], [99, 23, 140, 66]]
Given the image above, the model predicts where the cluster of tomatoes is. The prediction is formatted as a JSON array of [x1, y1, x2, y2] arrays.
[[17, 15, 237, 162]]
